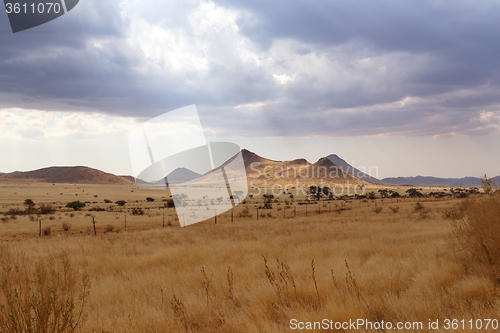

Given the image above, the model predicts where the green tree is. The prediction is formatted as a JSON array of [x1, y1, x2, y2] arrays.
[[23, 199, 35, 213], [66, 201, 86, 211]]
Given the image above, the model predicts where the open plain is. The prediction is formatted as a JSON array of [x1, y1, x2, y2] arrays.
[[1, 180, 498, 332]]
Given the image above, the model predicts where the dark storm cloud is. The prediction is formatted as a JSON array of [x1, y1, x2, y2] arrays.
[[1, 0, 500, 137]]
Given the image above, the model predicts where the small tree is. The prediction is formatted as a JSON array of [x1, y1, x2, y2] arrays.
[[66, 201, 86, 211], [24, 199, 35, 213]]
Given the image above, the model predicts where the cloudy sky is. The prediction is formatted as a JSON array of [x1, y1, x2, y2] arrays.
[[1, 0, 499, 179]]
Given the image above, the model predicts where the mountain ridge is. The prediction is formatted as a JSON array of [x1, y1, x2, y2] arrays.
[[0, 150, 496, 187], [0, 166, 134, 185]]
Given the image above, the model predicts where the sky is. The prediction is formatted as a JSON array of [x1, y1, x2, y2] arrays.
[[0, 0, 499, 179]]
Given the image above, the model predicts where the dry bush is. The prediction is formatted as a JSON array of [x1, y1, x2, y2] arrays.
[[62, 223, 71, 231], [5, 208, 25, 216], [38, 203, 55, 215], [42, 227, 51, 236], [451, 195, 500, 283], [238, 207, 251, 218], [373, 207, 383, 214], [414, 202, 425, 211], [389, 206, 400, 213], [105, 224, 115, 232], [0, 250, 90, 333], [131, 207, 144, 215]]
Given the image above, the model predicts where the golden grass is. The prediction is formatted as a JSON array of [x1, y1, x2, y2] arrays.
[[0, 183, 498, 332]]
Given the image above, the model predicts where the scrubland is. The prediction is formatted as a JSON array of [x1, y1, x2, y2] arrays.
[[0, 183, 499, 332]]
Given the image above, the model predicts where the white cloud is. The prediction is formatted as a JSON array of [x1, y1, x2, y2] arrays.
[[0, 109, 137, 141]]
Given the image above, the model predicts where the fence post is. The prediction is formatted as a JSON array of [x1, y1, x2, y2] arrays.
[[306, 204, 308, 217], [92, 216, 96, 236], [124, 215, 126, 231], [163, 213, 165, 228], [39, 219, 41, 237], [231, 209, 234, 222], [294, 206, 296, 218], [257, 208, 259, 220]]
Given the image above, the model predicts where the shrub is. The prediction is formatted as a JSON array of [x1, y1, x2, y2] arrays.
[[413, 202, 425, 211], [5, 208, 25, 216], [42, 226, 51, 236], [62, 223, 71, 231], [389, 206, 400, 213], [66, 201, 86, 211], [374, 207, 383, 214], [131, 208, 144, 215], [105, 224, 115, 232], [38, 203, 56, 215], [104, 199, 112, 203], [165, 199, 175, 208], [115, 200, 127, 207], [0, 250, 90, 332], [146, 197, 155, 202], [367, 192, 377, 200], [238, 207, 251, 218]]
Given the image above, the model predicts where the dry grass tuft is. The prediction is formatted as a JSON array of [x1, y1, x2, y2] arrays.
[[0, 250, 90, 333]]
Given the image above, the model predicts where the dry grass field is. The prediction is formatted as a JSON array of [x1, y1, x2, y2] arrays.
[[0, 182, 499, 332]]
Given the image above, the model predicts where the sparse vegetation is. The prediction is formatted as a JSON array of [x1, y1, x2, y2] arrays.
[[62, 222, 71, 231], [42, 226, 51, 236], [0, 182, 497, 332], [389, 206, 400, 213], [131, 207, 144, 215], [451, 194, 500, 283], [0, 250, 90, 332]]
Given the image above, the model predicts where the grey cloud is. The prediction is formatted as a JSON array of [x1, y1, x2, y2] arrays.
[[1, 0, 500, 139]]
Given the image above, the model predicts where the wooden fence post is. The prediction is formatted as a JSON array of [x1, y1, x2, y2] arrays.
[[92, 216, 96, 236]]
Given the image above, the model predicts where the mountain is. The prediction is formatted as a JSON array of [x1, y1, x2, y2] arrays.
[[326, 154, 387, 185], [156, 167, 202, 185], [382, 176, 500, 188], [0, 166, 134, 185], [241, 149, 365, 186]]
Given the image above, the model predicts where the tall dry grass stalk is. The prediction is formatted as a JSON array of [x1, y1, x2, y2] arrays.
[[0, 250, 90, 333], [451, 194, 500, 284]]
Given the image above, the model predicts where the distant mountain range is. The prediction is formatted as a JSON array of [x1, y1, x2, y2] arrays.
[[0, 150, 496, 187], [381, 176, 500, 188], [326, 154, 388, 185]]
